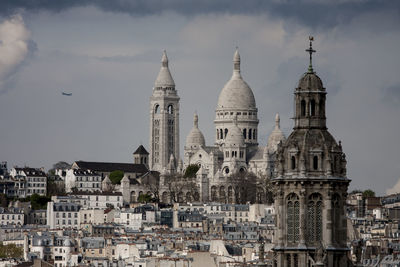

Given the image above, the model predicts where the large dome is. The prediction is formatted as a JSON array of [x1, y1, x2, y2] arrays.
[[216, 49, 256, 110], [185, 113, 206, 148]]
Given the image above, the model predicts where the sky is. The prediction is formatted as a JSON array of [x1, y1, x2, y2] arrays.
[[0, 0, 399, 196]]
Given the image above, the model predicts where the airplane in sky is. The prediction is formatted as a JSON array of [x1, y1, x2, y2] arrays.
[[62, 92, 72, 96]]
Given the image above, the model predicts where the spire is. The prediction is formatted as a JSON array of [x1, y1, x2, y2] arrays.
[[275, 113, 281, 129], [233, 47, 241, 76], [306, 36, 316, 73], [161, 50, 168, 67], [193, 112, 199, 128]]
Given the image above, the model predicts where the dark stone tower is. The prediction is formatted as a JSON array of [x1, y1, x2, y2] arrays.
[[272, 37, 351, 267]]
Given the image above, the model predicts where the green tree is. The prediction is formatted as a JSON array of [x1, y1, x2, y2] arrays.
[[137, 193, 152, 203], [0, 243, 23, 258], [30, 194, 51, 210], [0, 194, 8, 208], [363, 189, 376, 198], [109, 170, 124, 184], [184, 164, 200, 178]]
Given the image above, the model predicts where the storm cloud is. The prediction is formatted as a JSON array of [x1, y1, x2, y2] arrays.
[[0, 0, 399, 29]]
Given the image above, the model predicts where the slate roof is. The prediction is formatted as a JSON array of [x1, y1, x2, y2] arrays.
[[74, 161, 148, 174], [133, 145, 149, 155], [15, 167, 46, 177]]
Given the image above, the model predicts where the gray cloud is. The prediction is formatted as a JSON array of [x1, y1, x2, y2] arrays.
[[382, 85, 400, 106], [0, 0, 399, 29], [0, 15, 36, 94]]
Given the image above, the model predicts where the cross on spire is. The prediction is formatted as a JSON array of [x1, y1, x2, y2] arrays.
[[306, 36, 316, 73]]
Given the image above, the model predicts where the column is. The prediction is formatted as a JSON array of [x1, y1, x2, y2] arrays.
[[299, 189, 306, 247], [325, 190, 333, 248]]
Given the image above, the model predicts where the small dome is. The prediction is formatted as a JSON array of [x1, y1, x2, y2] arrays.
[[154, 50, 175, 88], [217, 49, 256, 110], [225, 117, 245, 146], [267, 113, 286, 153], [186, 113, 206, 148], [297, 72, 324, 91]]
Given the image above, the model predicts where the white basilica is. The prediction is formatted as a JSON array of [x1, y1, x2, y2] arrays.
[[147, 49, 285, 203]]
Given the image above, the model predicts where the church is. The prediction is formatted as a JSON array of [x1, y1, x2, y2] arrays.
[[146, 47, 286, 204]]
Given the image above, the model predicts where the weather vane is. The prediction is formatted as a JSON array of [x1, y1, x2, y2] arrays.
[[306, 36, 316, 73]]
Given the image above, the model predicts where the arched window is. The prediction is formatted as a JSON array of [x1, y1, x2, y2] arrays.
[[310, 99, 316, 116], [219, 186, 226, 202], [167, 105, 173, 114], [211, 186, 217, 202], [216, 130, 219, 139], [307, 193, 323, 243], [313, 156, 318, 170], [291, 156, 296, 170], [248, 129, 252, 140], [154, 104, 160, 114], [243, 129, 247, 139], [220, 129, 223, 139], [253, 129, 257, 140], [287, 193, 300, 243], [301, 100, 306, 116], [224, 128, 228, 138]]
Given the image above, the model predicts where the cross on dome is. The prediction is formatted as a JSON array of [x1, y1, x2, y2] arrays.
[[306, 36, 316, 73]]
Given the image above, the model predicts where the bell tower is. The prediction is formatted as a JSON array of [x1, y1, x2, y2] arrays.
[[149, 51, 180, 172], [272, 37, 351, 267]]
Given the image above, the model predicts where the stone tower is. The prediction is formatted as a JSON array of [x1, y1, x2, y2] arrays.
[[149, 51, 180, 172], [272, 38, 351, 267]]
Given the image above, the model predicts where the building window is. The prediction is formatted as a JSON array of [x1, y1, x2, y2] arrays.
[[248, 129, 252, 140], [291, 156, 296, 170], [287, 193, 300, 243], [310, 99, 316, 116], [167, 104, 173, 114], [307, 193, 323, 243], [154, 104, 160, 114], [301, 100, 306, 116], [224, 128, 228, 138], [313, 156, 318, 170], [243, 129, 247, 139]]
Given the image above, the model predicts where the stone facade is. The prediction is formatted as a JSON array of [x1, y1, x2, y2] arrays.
[[272, 41, 351, 266]]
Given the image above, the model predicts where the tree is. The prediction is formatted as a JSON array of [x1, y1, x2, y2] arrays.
[[47, 161, 71, 175], [141, 172, 161, 202], [30, 194, 51, 210], [184, 164, 200, 178], [363, 189, 376, 198], [47, 176, 66, 196], [138, 194, 152, 203], [0, 194, 8, 208], [227, 171, 274, 204], [0, 243, 23, 258], [109, 170, 124, 184], [164, 173, 198, 203]]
